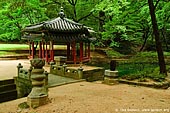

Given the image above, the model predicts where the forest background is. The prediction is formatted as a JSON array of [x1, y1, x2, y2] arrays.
[[0, 0, 170, 76], [0, 0, 169, 52]]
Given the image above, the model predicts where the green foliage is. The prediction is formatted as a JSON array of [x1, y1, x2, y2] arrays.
[[166, 65, 170, 73], [18, 102, 29, 109], [117, 50, 169, 82], [104, 49, 123, 58], [91, 0, 170, 54], [93, 0, 144, 49], [0, 0, 48, 42], [0, 0, 169, 55], [117, 61, 167, 82]]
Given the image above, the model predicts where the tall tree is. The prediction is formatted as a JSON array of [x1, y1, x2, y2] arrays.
[[0, 0, 48, 41], [148, 0, 166, 74]]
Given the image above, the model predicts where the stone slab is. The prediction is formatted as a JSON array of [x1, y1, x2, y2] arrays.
[[104, 70, 118, 77], [27, 95, 48, 108], [103, 77, 119, 85]]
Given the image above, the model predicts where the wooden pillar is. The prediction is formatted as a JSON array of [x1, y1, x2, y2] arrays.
[[45, 42, 48, 62], [88, 42, 90, 59], [51, 41, 54, 61], [29, 41, 31, 57], [80, 42, 83, 62], [72, 42, 76, 64], [42, 41, 45, 59], [67, 43, 70, 60], [39, 41, 42, 58], [50, 41, 52, 61], [85, 43, 87, 57], [32, 42, 34, 59]]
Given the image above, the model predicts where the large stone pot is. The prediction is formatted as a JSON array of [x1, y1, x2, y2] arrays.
[[28, 58, 48, 108], [30, 58, 45, 69]]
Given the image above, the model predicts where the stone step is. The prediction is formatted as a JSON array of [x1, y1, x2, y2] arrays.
[[0, 79, 18, 102], [0, 84, 16, 92], [0, 90, 17, 103], [0, 79, 14, 86]]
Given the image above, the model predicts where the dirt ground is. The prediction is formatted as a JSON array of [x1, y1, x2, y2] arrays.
[[0, 82, 170, 113], [0, 60, 170, 113]]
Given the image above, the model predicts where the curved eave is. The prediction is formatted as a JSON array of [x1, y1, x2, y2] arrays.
[[22, 33, 44, 41], [44, 34, 90, 43], [22, 23, 44, 32]]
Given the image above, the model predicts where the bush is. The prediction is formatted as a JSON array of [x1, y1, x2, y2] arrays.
[[105, 49, 123, 58]]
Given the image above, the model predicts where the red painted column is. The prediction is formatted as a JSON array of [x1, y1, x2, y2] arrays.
[[45, 42, 48, 62], [51, 41, 54, 61], [80, 42, 83, 62], [50, 41, 51, 61], [88, 42, 90, 60], [32, 42, 34, 59], [29, 41, 31, 57], [72, 42, 76, 64], [42, 41, 45, 59], [67, 43, 70, 60], [85, 43, 87, 57], [39, 41, 42, 58]]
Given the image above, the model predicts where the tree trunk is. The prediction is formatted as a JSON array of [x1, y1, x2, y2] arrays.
[[99, 11, 105, 32], [140, 36, 148, 52], [161, 28, 169, 50], [148, 0, 167, 75]]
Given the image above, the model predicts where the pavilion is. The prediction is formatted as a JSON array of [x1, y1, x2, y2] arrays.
[[22, 8, 92, 64]]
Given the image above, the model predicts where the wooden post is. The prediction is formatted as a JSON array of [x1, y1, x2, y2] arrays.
[[80, 42, 83, 62], [51, 41, 54, 61], [39, 41, 42, 58], [29, 41, 31, 57], [42, 41, 45, 59], [32, 42, 34, 59], [72, 42, 76, 64], [85, 43, 87, 57], [88, 42, 90, 59], [67, 43, 70, 60], [45, 42, 48, 62], [49, 41, 52, 61]]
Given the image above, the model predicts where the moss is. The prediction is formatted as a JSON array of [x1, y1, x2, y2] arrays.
[[18, 102, 30, 109]]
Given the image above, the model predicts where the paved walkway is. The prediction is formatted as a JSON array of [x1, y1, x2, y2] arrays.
[[0, 59, 30, 80], [0, 59, 81, 86]]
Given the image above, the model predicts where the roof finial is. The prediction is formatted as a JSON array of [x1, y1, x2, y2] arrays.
[[59, 7, 65, 19]]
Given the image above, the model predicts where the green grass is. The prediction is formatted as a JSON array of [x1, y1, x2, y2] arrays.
[[0, 44, 67, 56], [0, 44, 67, 50], [88, 51, 168, 82], [0, 44, 28, 50], [0, 51, 16, 56]]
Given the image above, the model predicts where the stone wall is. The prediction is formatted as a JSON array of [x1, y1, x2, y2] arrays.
[[50, 65, 81, 79], [14, 77, 32, 98], [14, 66, 32, 98]]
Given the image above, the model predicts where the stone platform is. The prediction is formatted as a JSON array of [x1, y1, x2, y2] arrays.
[[50, 64, 104, 82]]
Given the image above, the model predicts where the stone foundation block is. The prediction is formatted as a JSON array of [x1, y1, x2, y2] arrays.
[[104, 70, 118, 78], [103, 70, 119, 85], [103, 77, 119, 85], [27, 95, 48, 108]]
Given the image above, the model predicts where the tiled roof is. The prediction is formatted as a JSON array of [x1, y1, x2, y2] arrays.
[[43, 18, 85, 33], [22, 7, 90, 42]]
